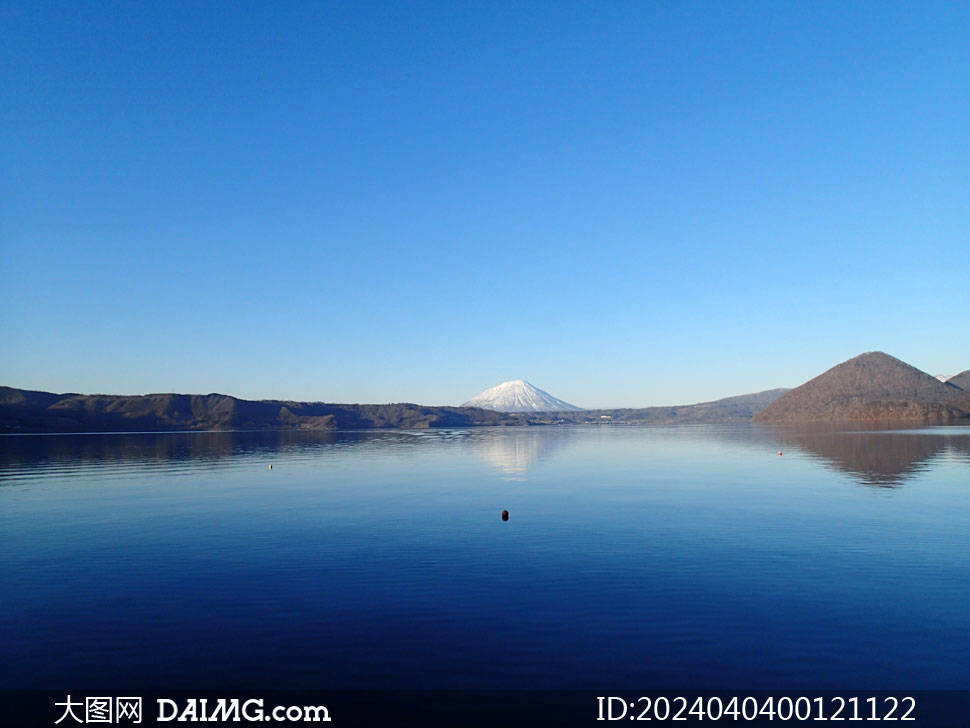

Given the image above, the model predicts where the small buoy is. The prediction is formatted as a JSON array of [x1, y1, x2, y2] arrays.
[[501, 510, 509, 521], [777, 451, 782, 456], [268, 464, 273, 470]]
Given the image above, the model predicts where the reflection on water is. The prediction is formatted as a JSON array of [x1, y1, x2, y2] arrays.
[[463, 427, 573, 477], [3, 424, 968, 489], [0, 429, 334, 467], [0, 426, 581, 484], [2, 424, 970, 691], [760, 425, 970, 488], [458, 423, 970, 487]]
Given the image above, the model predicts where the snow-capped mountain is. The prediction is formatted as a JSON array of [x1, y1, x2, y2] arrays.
[[462, 380, 581, 412], [934, 374, 951, 382]]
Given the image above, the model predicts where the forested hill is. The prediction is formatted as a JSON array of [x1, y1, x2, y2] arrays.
[[754, 352, 969, 423]]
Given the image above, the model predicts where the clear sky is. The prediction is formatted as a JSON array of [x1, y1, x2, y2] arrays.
[[2, 1, 968, 408]]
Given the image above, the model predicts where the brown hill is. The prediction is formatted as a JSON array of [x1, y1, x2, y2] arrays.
[[753, 352, 970, 423], [947, 370, 970, 390]]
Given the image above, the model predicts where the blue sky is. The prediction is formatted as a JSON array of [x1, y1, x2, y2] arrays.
[[2, 1, 968, 407]]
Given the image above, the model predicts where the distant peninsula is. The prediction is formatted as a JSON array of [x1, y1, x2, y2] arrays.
[[2, 352, 967, 433]]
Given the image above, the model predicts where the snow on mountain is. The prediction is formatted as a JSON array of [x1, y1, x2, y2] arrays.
[[462, 380, 582, 412], [934, 374, 951, 382]]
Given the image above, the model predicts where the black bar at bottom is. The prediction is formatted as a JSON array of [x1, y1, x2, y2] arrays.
[[3, 690, 970, 727]]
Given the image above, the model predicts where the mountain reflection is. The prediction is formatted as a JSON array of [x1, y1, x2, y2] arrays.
[[0, 430, 341, 471], [3, 424, 967, 490], [463, 427, 572, 477], [767, 425, 970, 487], [0, 428, 576, 480]]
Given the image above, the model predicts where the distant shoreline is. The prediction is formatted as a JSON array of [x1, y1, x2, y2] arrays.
[[0, 385, 790, 434], [3, 352, 969, 434]]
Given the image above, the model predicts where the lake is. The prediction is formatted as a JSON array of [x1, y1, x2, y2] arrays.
[[1, 425, 969, 691]]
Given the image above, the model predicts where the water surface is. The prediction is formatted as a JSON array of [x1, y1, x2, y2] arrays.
[[1, 425, 968, 690]]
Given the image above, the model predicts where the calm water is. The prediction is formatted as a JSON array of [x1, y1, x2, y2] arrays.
[[1, 425, 969, 690]]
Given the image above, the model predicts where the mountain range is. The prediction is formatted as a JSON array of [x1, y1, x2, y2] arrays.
[[0, 385, 787, 432], [1, 352, 967, 433], [0, 387, 517, 433]]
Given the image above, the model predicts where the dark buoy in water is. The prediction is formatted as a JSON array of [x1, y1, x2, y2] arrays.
[[501, 510, 509, 521]]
